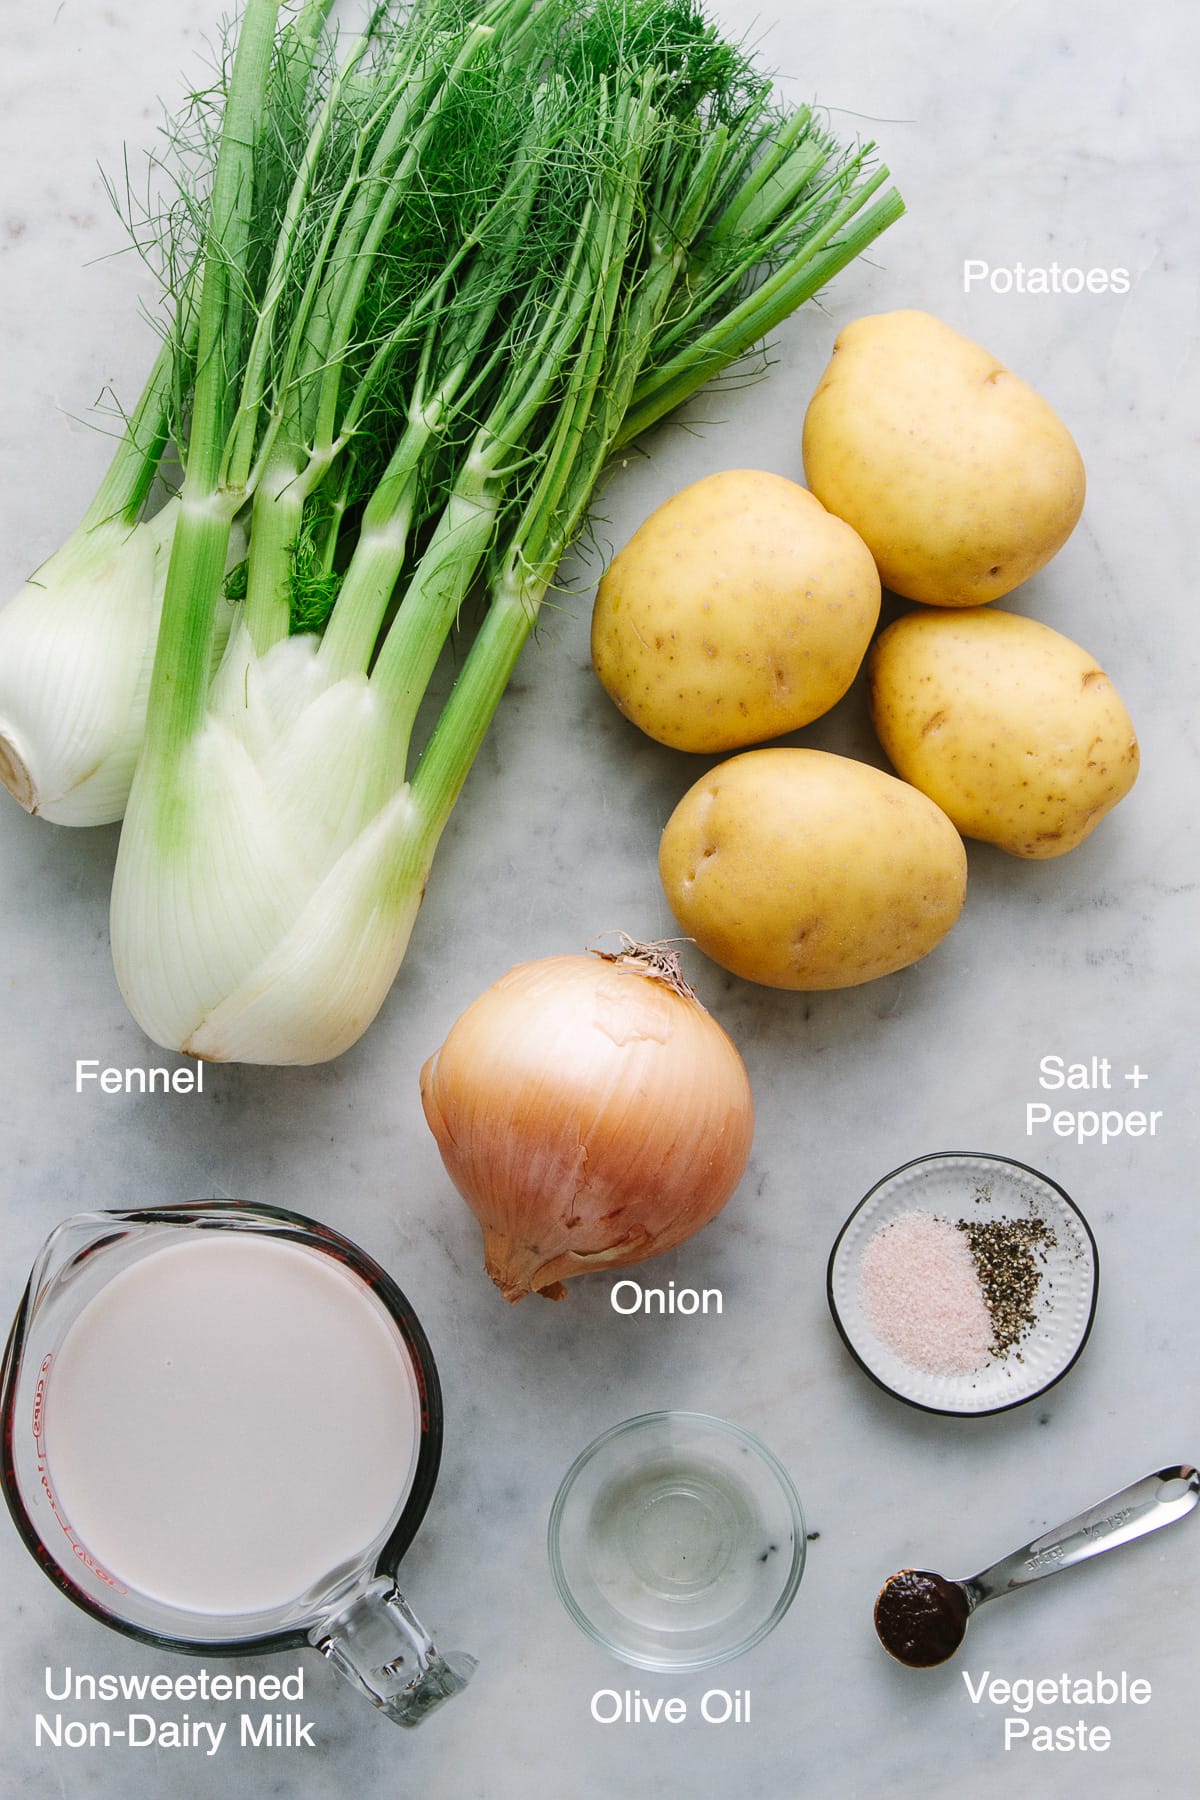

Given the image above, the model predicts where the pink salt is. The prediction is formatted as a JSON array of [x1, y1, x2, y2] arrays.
[[859, 1211, 992, 1376]]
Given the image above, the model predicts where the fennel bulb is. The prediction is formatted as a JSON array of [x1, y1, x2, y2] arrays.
[[0, 503, 244, 828], [112, 622, 430, 1063], [0, 506, 179, 826]]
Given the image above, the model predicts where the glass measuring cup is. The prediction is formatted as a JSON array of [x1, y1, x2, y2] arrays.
[[0, 1201, 475, 1728]]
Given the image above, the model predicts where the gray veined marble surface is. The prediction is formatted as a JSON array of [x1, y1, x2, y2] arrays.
[[0, 0, 1197, 1796]]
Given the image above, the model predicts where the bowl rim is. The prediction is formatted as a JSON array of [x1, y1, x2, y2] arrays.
[[826, 1150, 1100, 1418]]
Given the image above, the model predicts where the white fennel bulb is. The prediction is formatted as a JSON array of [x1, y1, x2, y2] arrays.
[[0, 501, 242, 827], [0, 505, 180, 826], [110, 623, 433, 1064]]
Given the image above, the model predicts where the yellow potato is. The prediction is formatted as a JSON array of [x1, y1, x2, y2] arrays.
[[868, 608, 1139, 858], [591, 469, 880, 751], [802, 311, 1086, 606], [659, 747, 967, 989]]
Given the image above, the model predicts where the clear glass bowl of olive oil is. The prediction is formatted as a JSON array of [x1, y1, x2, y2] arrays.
[[548, 1412, 805, 1672]]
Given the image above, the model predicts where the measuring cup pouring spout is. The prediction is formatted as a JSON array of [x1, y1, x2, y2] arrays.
[[13, 1209, 126, 1332], [0, 1202, 474, 1731]]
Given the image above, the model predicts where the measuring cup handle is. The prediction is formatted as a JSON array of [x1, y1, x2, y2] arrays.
[[966, 1464, 1200, 1607], [310, 1577, 476, 1728]]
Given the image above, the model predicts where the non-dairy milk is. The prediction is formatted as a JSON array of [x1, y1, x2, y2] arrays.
[[42, 1232, 420, 1617]]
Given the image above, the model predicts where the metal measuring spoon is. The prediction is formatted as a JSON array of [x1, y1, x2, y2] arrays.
[[874, 1463, 1200, 1667]]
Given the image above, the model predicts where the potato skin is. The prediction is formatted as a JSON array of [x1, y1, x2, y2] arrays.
[[802, 311, 1086, 606], [868, 608, 1140, 858], [659, 748, 967, 990], [590, 469, 880, 752]]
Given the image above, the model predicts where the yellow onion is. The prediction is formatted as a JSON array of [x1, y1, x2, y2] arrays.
[[420, 945, 754, 1302]]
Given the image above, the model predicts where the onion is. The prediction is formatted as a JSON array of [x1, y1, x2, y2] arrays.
[[419, 944, 754, 1302]]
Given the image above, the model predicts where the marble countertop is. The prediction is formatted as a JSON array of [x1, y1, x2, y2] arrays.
[[1, 2, 1196, 1795]]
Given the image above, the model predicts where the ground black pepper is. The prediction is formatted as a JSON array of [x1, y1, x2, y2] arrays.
[[956, 1215, 1056, 1359]]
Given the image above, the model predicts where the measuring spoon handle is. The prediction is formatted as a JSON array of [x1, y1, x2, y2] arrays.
[[964, 1464, 1200, 1608]]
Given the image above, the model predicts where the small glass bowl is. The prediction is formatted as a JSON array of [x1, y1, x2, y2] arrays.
[[547, 1411, 805, 1673], [827, 1152, 1099, 1417]]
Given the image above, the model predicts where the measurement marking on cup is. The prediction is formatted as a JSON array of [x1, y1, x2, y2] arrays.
[[31, 1355, 127, 1594]]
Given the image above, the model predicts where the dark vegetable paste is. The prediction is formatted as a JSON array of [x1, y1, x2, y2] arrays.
[[873, 1568, 970, 1666]]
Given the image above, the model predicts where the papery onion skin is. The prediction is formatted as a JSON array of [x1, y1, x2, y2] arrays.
[[420, 951, 755, 1302]]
